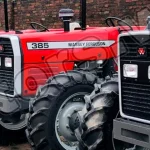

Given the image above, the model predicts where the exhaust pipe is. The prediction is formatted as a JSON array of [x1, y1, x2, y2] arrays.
[[3, 0, 9, 32], [10, 0, 15, 30], [80, 0, 86, 30]]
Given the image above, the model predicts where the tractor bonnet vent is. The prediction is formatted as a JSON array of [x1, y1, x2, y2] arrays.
[[59, 9, 74, 32]]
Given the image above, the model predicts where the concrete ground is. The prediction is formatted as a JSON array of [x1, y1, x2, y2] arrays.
[[0, 143, 31, 150], [0, 131, 31, 150], [0, 127, 31, 150]]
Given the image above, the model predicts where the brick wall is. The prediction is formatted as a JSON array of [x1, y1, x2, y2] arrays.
[[0, 0, 150, 30]]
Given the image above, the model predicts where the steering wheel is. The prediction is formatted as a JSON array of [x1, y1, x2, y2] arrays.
[[105, 17, 133, 31], [30, 22, 49, 32]]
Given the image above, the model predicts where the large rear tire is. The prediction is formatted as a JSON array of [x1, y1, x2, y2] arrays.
[[26, 71, 101, 150], [75, 76, 119, 150]]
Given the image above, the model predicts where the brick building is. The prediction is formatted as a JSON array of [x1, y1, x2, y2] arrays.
[[0, 0, 150, 30]]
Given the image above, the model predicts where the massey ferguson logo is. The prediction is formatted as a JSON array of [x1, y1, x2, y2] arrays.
[[138, 47, 146, 56]]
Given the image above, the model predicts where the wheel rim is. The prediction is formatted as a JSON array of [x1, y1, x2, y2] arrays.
[[0, 113, 27, 130], [55, 92, 88, 150]]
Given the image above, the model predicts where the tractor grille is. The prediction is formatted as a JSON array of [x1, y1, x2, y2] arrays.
[[0, 38, 14, 95], [120, 34, 150, 121], [120, 35, 150, 61], [122, 81, 150, 120]]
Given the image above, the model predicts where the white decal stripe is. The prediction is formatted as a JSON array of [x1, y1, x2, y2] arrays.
[[27, 40, 115, 50]]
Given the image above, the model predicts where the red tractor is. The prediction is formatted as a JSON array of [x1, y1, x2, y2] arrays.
[[0, 0, 145, 149], [22, 1, 146, 150], [67, 16, 150, 150]]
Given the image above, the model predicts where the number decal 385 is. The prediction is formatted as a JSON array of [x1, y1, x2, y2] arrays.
[[31, 43, 49, 49]]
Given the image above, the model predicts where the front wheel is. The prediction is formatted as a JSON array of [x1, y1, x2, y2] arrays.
[[75, 76, 119, 150], [26, 71, 100, 150]]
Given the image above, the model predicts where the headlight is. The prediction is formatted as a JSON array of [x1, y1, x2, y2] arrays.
[[123, 64, 138, 78], [5, 57, 12, 67]]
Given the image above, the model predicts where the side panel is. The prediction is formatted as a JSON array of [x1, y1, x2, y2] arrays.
[[22, 62, 74, 96], [20, 42, 117, 64], [19, 28, 119, 64]]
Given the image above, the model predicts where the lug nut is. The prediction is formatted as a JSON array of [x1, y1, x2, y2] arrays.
[[74, 109, 78, 112], [66, 124, 70, 128], [67, 115, 71, 118], [56, 124, 59, 128]]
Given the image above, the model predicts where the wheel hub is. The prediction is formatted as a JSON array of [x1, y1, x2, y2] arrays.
[[57, 102, 84, 142], [69, 112, 80, 131], [55, 92, 90, 150]]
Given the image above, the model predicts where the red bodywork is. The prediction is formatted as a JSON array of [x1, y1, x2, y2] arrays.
[[0, 29, 36, 34], [0, 26, 146, 96]]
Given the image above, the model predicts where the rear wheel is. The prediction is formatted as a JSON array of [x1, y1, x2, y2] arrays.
[[26, 71, 100, 150]]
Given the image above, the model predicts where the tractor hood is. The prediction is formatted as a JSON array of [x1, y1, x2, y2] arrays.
[[0, 26, 145, 64], [17, 27, 119, 63]]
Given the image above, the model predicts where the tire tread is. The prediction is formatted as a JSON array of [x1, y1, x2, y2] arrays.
[[26, 71, 99, 150], [76, 79, 118, 150]]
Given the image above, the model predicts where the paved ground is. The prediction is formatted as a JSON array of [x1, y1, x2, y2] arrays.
[[0, 128, 31, 150], [0, 143, 31, 150]]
